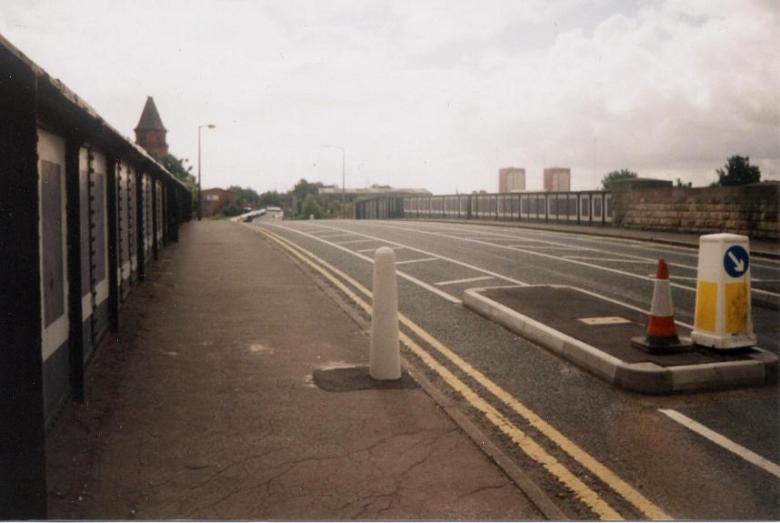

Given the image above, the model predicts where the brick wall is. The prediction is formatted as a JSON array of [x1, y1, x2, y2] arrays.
[[612, 184, 779, 239]]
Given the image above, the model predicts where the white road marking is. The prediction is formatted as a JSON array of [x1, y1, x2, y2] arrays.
[[261, 224, 462, 304], [407, 220, 780, 270], [566, 257, 655, 263], [378, 222, 780, 297], [303, 222, 700, 329], [335, 239, 377, 245], [521, 246, 591, 251], [659, 409, 780, 479], [647, 274, 699, 281], [412, 223, 695, 270], [357, 246, 404, 253], [376, 221, 701, 290], [435, 275, 494, 286], [504, 243, 548, 248], [310, 224, 527, 285], [396, 257, 439, 265], [317, 233, 354, 239]]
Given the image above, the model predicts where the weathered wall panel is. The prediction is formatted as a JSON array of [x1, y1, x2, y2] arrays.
[[37, 128, 70, 425]]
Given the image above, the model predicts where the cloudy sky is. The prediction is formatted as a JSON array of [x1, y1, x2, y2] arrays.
[[2, 0, 778, 193]]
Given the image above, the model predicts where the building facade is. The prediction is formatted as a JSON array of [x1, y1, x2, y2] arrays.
[[543, 167, 571, 192], [498, 167, 526, 192], [134, 96, 169, 157], [201, 188, 237, 217]]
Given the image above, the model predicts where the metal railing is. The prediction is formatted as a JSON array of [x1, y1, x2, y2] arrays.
[[356, 191, 613, 225]]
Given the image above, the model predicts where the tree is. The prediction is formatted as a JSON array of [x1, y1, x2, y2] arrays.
[[258, 190, 282, 207], [152, 153, 198, 211], [300, 193, 323, 219], [600, 169, 638, 190], [226, 185, 261, 209], [220, 200, 243, 217], [292, 178, 323, 203], [715, 155, 761, 186]]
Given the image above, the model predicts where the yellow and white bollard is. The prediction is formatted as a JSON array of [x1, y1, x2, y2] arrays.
[[691, 233, 756, 349]]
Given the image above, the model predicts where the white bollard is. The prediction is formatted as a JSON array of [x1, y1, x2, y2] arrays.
[[309, 214, 314, 220], [370, 247, 401, 380]]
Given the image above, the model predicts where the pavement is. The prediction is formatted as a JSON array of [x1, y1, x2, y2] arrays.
[[464, 285, 777, 394], [45, 220, 543, 520], [409, 218, 780, 260]]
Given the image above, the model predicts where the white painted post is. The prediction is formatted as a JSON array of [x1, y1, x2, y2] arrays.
[[370, 247, 401, 380], [309, 214, 314, 220]]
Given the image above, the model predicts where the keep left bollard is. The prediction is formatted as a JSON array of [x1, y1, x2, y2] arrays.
[[370, 247, 401, 380]]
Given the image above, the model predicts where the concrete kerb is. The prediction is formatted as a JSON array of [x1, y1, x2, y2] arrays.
[[463, 285, 776, 394]]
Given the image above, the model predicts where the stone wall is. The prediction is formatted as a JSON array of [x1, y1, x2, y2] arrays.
[[613, 183, 779, 240]]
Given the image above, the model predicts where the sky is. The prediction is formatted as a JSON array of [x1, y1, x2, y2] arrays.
[[2, 0, 778, 193]]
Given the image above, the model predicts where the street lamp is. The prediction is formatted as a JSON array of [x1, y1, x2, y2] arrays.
[[321, 144, 346, 218], [197, 123, 216, 221]]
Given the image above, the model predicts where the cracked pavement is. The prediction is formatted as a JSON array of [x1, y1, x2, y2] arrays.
[[45, 221, 542, 520]]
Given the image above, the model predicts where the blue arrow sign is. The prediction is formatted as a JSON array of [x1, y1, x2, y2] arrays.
[[724, 245, 749, 278]]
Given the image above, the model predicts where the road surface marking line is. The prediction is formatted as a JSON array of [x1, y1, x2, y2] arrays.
[[335, 239, 378, 245], [317, 233, 354, 239], [369, 222, 700, 293], [257, 228, 623, 520], [313, 224, 527, 286], [402, 218, 778, 269], [257, 226, 672, 521], [357, 246, 404, 253], [435, 275, 494, 286], [316, 222, 698, 329], [394, 222, 701, 272], [396, 257, 439, 265], [659, 409, 780, 479], [646, 274, 699, 281], [519, 246, 590, 250], [565, 257, 655, 263], [404, 221, 780, 275], [262, 224, 461, 304]]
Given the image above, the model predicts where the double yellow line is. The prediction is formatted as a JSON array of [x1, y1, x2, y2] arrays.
[[251, 224, 672, 521]]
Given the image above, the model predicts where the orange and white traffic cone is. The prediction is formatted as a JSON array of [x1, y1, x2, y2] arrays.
[[631, 258, 693, 353]]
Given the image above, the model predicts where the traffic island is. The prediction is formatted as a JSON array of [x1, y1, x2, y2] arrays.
[[463, 285, 777, 394]]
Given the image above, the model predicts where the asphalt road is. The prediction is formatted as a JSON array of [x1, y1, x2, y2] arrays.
[[253, 218, 780, 520]]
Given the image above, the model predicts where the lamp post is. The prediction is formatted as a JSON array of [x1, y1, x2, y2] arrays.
[[197, 123, 216, 221], [322, 144, 345, 218]]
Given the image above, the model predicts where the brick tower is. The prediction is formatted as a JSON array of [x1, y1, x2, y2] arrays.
[[134, 96, 168, 156]]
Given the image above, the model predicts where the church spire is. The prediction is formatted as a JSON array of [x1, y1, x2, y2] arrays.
[[134, 96, 168, 156]]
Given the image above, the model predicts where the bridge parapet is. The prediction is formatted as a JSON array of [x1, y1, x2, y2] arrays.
[[0, 34, 191, 518]]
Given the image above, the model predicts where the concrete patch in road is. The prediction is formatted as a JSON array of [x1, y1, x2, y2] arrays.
[[463, 285, 778, 394]]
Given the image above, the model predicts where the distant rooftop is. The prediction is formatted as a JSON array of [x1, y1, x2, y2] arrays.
[[135, 96, 166, 131], [319, 186, 431, 195]]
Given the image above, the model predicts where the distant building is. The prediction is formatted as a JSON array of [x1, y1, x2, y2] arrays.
[[498, 167, 526, 193], [318, 186, 431, 202], [201, 188, 237, 217], [543, 167, 571, 192], [134, 96, 168, 157]]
